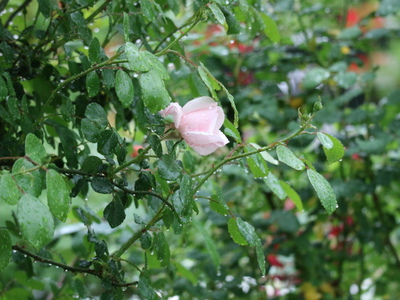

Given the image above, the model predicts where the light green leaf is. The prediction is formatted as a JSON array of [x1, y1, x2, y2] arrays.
[[264, 172, 286, 200], [25, 133, 47, 164], [125, 42, 151, 72], [208, 3, 228, 30], [123, 12, 130, 42], [17, 194, 54, 249], [255, 239, 266, 276], [228, 218, 248, 246], [46, 170, 70, 222], [280, 181, 304, 211], [0, 174, 22, 205], [236, 217, 259, 247], [0, 229, 11, 272], [307, 169, 337, 215], [245, 146, 269, 178], [12, 158, 43, 197], [193, 220, 220, 268], [223, 119, 241, 142], [115, 70, 134, 108], [249, 143, 279, 165], [139, 71, 170, 113], [317, 132, 333, 150], [260, 13, 281, 43], [322, 133, 345, 164], [303, 68, 330, 89], [86, 71, 100, 97], [378, 0, 400, 16], [174, 262, 197, 284], [276, 145, 305, 170]]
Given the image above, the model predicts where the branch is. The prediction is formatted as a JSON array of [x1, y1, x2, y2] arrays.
[[12, 245, 138, 287]]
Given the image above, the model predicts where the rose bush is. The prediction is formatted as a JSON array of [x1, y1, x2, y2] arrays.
[[160, 96, 229, 155]]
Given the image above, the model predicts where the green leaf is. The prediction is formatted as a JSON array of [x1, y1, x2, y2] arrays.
[[220, 84, 239, 128], [153, 232, 170, 267], [17, 194, 54, 249], [378, 0, 400, 16], [103, 198, 126, 228], [89, 37, 101, 64], [228, 218, 248, 246], [249, 143, 279, 165], [86, 71, 100, 98], [236, 217, 259, 247], [303, 68, 330, 89], [102, 68, 115, 89], [12, 159, 43, 197], [148, 135, 162, 157], [276, 145, 305, 170], [193, 219, 220, 268], [280, 181, 303, 211], [81, 156, 103, 174], [123, 12, 130, 42], [97, 129, 118, 156], [255, 239, 266, 276], [260, 13, 281, 43], [0, 173, 23, 205], [0, 229, 11, 272], [37, 0, 51, 17], [140, 231, 152, 250], [210, 190, 229, 216], [174, 262, 197, 284], [245, 146, 269, 178], [338, 26, 363, 40], [85, 103, 109, 128], [81, 118, 101, 142], [223, 119, 241, 143], [171, 175, 193, 217], [322, 133, 345, 164], [46, 170, 70, 222], [208, 3, 228, 30], [334, 72, 357, 89], [307, 169, 337, 214], [115, 70, 134, 108], [154, 154, 181, 180], [91, 176, 114, 194], [317, 132, 333, 150], [125, 42, 151, 72], [264, 172, 286, 200], [25, 133, 47, 164], [138, 273, 158, 300], [0, 75, 8, 101], [139, 71, 171, 113]]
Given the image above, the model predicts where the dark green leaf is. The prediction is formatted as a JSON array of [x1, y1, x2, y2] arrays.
[[89, 37, 101, 64], [123, 12, 130, 42], [81, 156, 103, 174], [138, 273, 158, 300], [228, 218, 248, 246], [307, 169, 337, 214], [276, 145, 305, 170], [154, 154, 181, 180], [0, 75, 8, 101], [103, 198, 126, 228], [37, 0, 51, 17], [115, 69, 134, 108], [153, 232, 170, 267], [91, 176, 114, 194], [223, 119, 241, 142], [148, 135, 162, 157], [193, 219, 220, 268], [236, 217, 259, 247], [0, 229, 11, 272], [97, 130, 118, 156], [125, 42, 151, 72], [81, 118, 101, 142], [86, 71, 100, 98], [140, 231, 152, 250], [85, 103, 109, 128], [0, 174, 22, 205], [255, 239, 266, 276], [46, 170, 70, 222], [245, 146, 269, 178], [17, 194, 54, 249]]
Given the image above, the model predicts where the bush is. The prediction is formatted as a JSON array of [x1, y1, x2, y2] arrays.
[[1, 0, 400, 299]]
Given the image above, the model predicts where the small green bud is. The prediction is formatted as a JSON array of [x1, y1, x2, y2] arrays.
[[313, 100, 323, 113]]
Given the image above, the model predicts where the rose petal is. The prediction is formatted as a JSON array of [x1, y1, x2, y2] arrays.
[[182, 96, 217, 114], [159, 103, 183, 128], [181, 131, 229, 155]]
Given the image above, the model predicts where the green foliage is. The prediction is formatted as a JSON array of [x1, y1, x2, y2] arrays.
[[1, 0, 399, 299]]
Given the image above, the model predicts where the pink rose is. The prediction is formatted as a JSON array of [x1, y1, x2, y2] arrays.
[[160, 96, 229, 156]]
